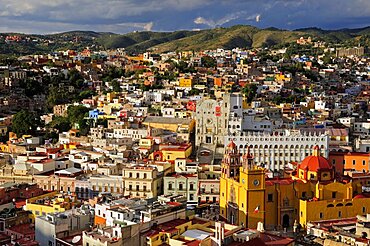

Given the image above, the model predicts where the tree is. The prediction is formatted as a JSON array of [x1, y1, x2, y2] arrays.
[[12, 110, 41, 137], [201, 56, 216, 68], [76, 90, 96, 101], [47, 86, 69, 109], [66, 105, 90, 135], [102, 66, 125, 82], [67, 105, 89, 125], [19, 78, 44, 97], [242, 84, 258, 103], [188, 88, 200, 96], [111, 80, 122, 92], [48, 116, 71, 133], [68, 69, 84, 89]]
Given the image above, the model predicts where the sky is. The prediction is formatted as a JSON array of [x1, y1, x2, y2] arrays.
[[0, 0, 369, 34]]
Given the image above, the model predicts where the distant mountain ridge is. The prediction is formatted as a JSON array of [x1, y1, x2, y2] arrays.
[[0, 25, 369, 55]]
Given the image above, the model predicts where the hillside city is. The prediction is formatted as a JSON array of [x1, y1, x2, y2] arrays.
[[0, 32, 369, 246]]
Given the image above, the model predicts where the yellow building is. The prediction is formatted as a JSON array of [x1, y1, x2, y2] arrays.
[[275, 73, 291, 82], [122, 164, 162, 199], [24, 192, 79, 222], [220, 142, 370, 230], [178, 77, 194, 88], [106, 92, 116, 103], [150, 143, 192, 162]]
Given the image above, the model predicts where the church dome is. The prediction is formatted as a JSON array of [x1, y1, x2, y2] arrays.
[[299, 145, 331, 172]]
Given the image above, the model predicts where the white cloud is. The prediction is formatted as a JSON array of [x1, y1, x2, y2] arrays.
[[0, 17, 154, 34], [194, 11, 261, 28]]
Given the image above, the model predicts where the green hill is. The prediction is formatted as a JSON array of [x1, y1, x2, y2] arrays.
[[152, 25, 305, 52], [0, 25, 369, 55]]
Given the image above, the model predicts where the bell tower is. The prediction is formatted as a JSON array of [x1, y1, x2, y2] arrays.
[[242, 146, 255, 172], [221, 141, 241, 179], [239, 147, 266, 229]]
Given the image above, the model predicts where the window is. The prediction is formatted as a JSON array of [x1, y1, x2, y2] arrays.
[[168, 183, 173, 190], [338, 211, 342, 218], [332, 192, 337, 199], [144, 173, 147, 179], [353, 160, 356, 165], [363, 207, 366, 213], [268, 194, 273, 202], [129, 172, 132, 178], [190, 184, 194, 191], [302, 192, 306, 198], [320, 212, 323, 219], [136, 185, 139, 191], [143, 186, 147, 191], [128, 185, 132, 191], [206, 136, 211, 143], [332, 159, 336, 164], [190, 194, 194, 200], [363, 160, 366, 166], [136, 173, 140, 178], [179, 183, 183, 190]]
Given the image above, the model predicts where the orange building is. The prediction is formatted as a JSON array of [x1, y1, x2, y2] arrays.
[[214, 77, 223, 87], [329, 151, 370, 174]]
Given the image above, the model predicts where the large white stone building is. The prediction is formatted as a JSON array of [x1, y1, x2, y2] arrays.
[[225, 129, 329, 171]]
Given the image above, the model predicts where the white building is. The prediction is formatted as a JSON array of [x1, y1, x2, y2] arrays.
[[225, 129, 329, 171], [355, 138, 370, 152], [163, 173, 198, 206], [354, 121, 370, 136]]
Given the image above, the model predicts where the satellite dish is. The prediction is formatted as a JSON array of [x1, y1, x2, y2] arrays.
[[72, 236, 81, 244]]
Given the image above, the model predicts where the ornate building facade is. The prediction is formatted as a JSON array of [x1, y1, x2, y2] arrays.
[[220, 141, 370, 230], [225, 129, 329, 171]]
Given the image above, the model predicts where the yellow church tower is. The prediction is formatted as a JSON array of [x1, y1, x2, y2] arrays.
[[220, 141, 266, 228]]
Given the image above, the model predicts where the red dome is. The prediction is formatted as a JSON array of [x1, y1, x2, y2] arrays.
[[299, 156, 332, 172], [354, 194, 367, 199]]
